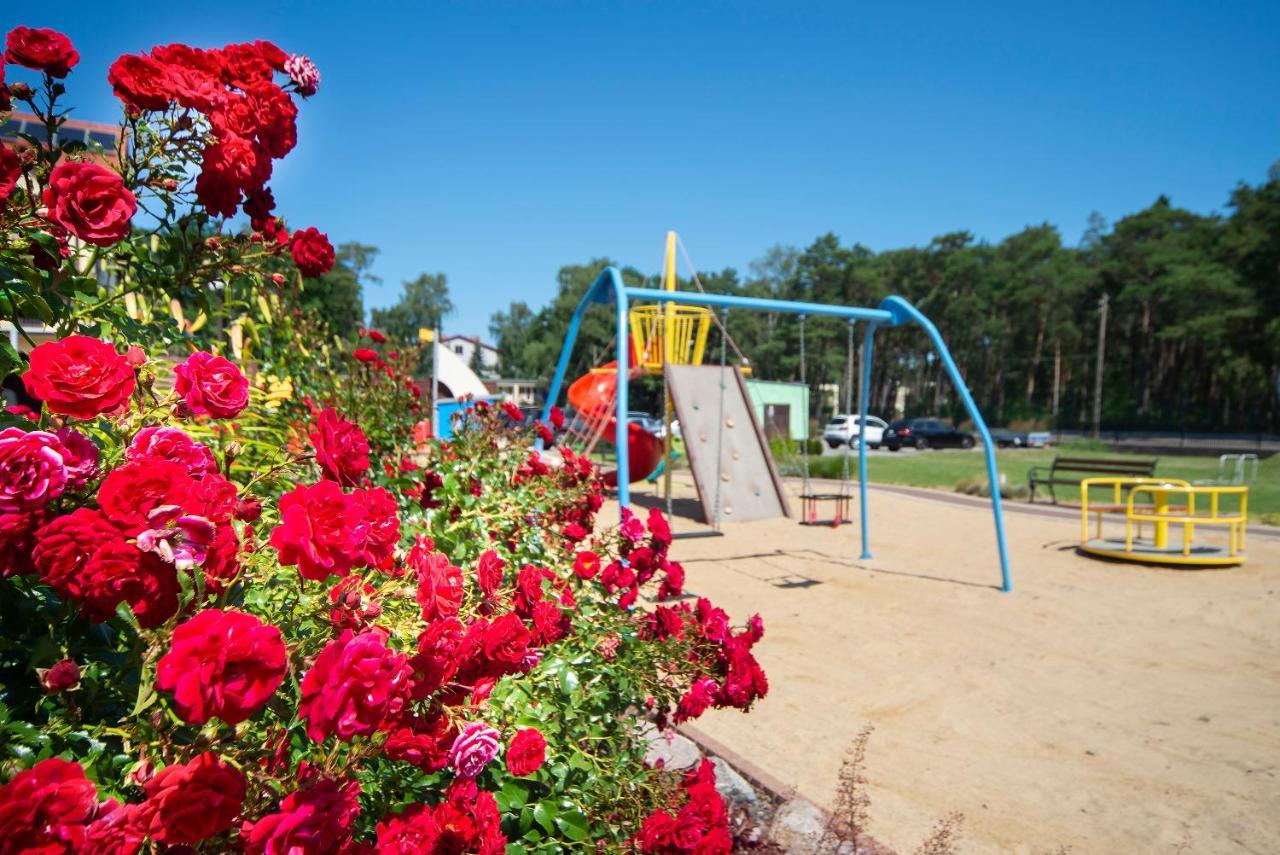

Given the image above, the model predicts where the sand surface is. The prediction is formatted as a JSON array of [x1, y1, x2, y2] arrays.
[[620, 474, 1280, 854]]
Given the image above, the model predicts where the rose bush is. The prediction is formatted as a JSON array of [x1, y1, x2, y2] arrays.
[[0, 24, 766, 853]]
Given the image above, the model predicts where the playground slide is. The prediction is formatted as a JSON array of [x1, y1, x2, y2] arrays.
[[434, 342, 491, 400], [567, 362, 665, 485]]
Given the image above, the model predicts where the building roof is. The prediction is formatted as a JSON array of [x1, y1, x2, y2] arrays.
[[440, 333, 498, 353]]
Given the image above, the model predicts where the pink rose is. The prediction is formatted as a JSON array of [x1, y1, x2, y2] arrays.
[[448, 722, 501, 778], [173, 351, 249, 419], [0, 427, 68, 512]]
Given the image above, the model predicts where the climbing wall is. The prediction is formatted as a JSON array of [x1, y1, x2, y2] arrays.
[[665, 364, 792, 524]]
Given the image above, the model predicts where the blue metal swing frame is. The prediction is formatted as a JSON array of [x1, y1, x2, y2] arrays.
[[540, 266, 1014, 592]]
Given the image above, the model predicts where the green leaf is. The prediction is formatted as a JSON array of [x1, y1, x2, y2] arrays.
[[532, 801, 557, 835], [556, 809, 590, 841]]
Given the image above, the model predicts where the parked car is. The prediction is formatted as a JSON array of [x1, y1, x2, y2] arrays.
[[883, 418, 975, 451], [629, 415, 663, 436], [822, 415, 888, 449], [1027, 431, 1052, 448], [986, 427, 1029, 448]]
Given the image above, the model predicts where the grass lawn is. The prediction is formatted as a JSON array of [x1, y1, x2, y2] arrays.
[[802, 445, 1279, 522]]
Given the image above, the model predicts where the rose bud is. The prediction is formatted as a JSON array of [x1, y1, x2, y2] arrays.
[[38, 659, 80, 693], [205, 237, 221, 251], [163, 178, 178, 191], [270, 273, 285, 286], [125, 345, 147, 367], [175, 115, 193, 131], [234, 497, 263, 522], [51, 83, 66, 97], [9, 82, 34, 100], [129, 757, 155, 786]]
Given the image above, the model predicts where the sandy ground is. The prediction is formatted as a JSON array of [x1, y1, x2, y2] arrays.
[[619, 473, 1280, 854]]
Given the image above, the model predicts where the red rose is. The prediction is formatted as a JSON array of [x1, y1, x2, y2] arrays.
[[383, 713, 454, 772], [5, 27, 79, 77], [157, 609, 287, 726], [353, 348, 379, 364], [126, 426, 217, 478], [39, 658, 80, 693], [363, 328, 387, 343], [22, 335, 136, 419], [675, 676, 719, 723], [140, 752, 245, 845], [0, 427, 67, 513], [97, 460, 191, 535], [0, 758, 98, 852], [482, 613, 530, 665], [217, 43, 275, 90], [299, 629, 414, 742], [33, 508, 120, 595], [409, 540, 463, 622], [269, 480, 359, 581], [82, 800, 146, 854], [351, 487, 400, 570], [311, 408, 370, 487], [107, 53, 171, 111], [173, 351, 249, 419], [562, 522, 589, 543], [0, 143, 19, 202], [242, 778, 361, 855], [409, 617, 464, 698], [531, 600, 567, 645], [247, 82, 298, 158], [196, 134, 270, 218], [78, 539, 179, 627], [572, 550, 601, 580], [202, 525, 242, 594], [188, 471, 238, 524], [0, 510, 42, 579], [290, 227, 335, 277], [506, 728, 547, 777], [151, 44, 227, 113], [647, 507, 672, 546], [42, 162, 136, 247], [474, 549, 506, 597]]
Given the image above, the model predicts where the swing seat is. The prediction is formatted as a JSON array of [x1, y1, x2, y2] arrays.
[[798, 492, 853, 526]]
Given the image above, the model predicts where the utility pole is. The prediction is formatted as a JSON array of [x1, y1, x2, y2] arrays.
[[1091, 294, 1109, 439]]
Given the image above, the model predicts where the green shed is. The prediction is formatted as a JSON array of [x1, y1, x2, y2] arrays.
[[744, 379, 810, 441]]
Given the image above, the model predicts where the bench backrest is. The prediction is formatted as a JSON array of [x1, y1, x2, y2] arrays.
[[1050, 456, 1157, 476]]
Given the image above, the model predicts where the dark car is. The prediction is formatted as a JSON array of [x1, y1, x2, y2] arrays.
[[986, 427, 1029, 448], [883, 418, 975, 451]]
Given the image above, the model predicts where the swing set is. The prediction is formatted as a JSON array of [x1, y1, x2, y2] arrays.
[[540, 262, 1015, 592]]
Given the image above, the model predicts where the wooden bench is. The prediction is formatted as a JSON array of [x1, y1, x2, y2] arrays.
[[1027, 456, 1157, 504]]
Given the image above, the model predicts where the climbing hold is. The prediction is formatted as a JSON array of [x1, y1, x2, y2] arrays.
[[725, 418, 735, 428]]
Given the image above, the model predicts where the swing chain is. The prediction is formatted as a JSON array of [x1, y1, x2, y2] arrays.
[[711, 307, 729, 532], [798, 315, 810, 495]]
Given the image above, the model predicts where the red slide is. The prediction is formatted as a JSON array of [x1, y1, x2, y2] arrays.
[[567, 361, 664, 485]]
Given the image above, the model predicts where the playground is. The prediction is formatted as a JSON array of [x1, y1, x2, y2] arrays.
[[526, 236, 1278, 852], [629, 472, 1280, 854]]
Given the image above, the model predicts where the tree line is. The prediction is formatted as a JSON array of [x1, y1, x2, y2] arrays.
[[486, 166, 1279, 433]]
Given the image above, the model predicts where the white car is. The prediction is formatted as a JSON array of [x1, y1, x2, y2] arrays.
[[822, 415, 888, 449]]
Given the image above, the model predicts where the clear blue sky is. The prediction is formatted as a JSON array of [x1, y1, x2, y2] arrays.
[[20, 1, 1280, 338]]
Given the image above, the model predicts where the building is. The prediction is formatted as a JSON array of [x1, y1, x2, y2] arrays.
[[744, 380, 810, 441], [488, 378, 540, 408], [440, 334, 499, 378]]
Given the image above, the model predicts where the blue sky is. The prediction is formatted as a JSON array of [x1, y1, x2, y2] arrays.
[[18, 1, 1280, 337]]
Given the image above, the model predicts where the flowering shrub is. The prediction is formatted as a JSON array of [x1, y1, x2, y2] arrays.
[[0, 24, 768, 853]]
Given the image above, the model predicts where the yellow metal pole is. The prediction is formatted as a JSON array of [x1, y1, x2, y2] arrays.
[[662, 231, 678, 508], [1153, 488, 1169, 549]]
